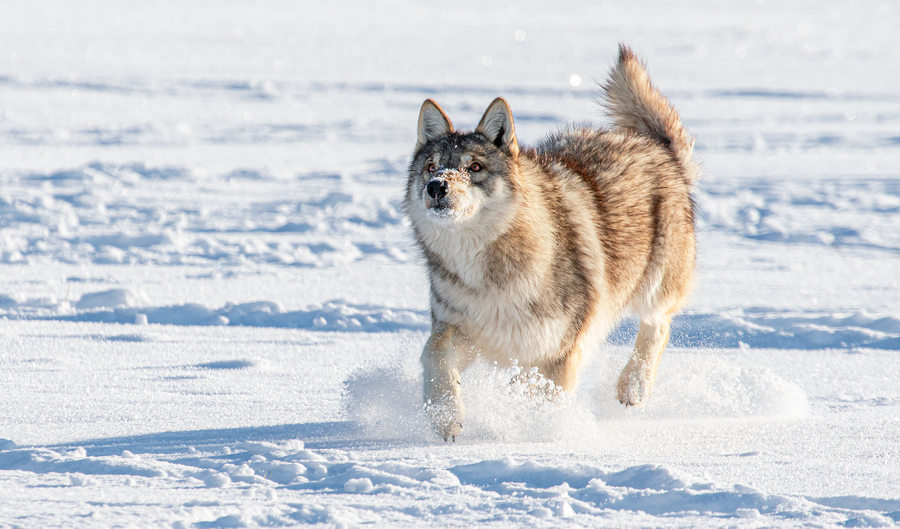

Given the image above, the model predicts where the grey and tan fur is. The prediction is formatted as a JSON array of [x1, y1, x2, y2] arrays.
[[405, 45, 697, 441]]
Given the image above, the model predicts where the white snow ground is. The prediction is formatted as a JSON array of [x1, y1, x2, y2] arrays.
[[1, 1, 899, 527]]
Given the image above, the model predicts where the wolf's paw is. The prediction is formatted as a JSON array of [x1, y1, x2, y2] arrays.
[[616, 371, 652, 407], [440, 420, 463, 443], [425, 396, 464, 442], [509, 367, 565, 403]]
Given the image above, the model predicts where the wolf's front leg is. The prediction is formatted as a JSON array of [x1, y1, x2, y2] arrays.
[[617, 318, 671, 406], [422, 321, 467, 442]]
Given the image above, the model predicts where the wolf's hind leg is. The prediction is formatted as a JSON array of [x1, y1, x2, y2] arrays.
[[422, 321, 470, 441], [617, 189, 695, 406], [616, 317, 671, 406]]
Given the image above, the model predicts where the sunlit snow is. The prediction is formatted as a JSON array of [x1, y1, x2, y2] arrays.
[[1, 1, 899, 527]]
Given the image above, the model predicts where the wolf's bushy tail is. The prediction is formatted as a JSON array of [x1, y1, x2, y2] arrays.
[[601, 44, 697, 183]]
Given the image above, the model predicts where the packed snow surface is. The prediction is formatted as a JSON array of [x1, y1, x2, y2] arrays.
[[1, 0, 899, 527]]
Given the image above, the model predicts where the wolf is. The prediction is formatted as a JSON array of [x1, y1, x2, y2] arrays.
[[405, 45, 697, 441]]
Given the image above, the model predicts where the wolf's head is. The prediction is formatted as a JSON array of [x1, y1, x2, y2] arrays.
[[406, 98, 520, 227]]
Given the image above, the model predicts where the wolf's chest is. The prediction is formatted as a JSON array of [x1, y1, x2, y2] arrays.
[[431, 273, 570, 364], [429, 239, 528, 308], [428, 245, 570, 359]]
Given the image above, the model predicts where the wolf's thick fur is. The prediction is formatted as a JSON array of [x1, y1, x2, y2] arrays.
[[405, 45, 697, 441]]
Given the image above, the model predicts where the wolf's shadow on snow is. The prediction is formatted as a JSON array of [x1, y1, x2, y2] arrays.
[[46, 421, 377, 457]]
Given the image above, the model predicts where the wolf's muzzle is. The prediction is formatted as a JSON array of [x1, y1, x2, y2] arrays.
[[426, 179, 449, 201]]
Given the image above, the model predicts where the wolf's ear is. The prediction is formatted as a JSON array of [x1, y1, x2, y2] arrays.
[[416, 99, 454, 153], [475, 97, 519, 160]]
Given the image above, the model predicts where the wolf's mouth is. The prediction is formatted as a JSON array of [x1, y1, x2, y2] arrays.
[[425, 203, 472, 224], [423, 192, 451, 211]]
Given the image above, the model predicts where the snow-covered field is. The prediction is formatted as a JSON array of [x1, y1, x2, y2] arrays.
[[1, 1, 899, 527]]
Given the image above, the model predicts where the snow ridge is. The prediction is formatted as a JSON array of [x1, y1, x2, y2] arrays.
[[697, 178, 900, 252], [1, 439, 895, 527], [4, 288, 898, 350]]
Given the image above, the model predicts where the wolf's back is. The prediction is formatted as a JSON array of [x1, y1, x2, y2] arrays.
[[601, 45, 696, 183]]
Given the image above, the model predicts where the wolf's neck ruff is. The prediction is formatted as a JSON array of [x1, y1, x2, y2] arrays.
[[406, 45, 697, 442]]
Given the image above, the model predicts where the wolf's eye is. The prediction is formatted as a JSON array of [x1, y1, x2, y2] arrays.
[[469, 162, 482, 172], [427, 163, 436, 173]]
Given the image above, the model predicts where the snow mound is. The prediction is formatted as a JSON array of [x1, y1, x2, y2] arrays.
[[52, 298, 429, 331], [2, 439, 892, 526], [74, 288, 139, 309], [0, 447, 166, 478]]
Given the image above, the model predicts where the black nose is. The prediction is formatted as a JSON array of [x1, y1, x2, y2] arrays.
[[426, 180, 449, 201]]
